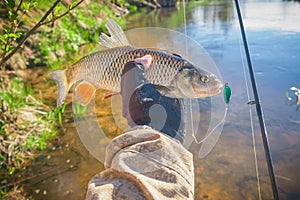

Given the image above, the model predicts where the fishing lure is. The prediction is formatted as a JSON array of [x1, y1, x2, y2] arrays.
[[192, 83, 232, 146], [223, 82, 232, 109]]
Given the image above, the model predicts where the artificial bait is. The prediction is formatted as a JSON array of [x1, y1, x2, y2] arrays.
[[223, 82, 232, 108]]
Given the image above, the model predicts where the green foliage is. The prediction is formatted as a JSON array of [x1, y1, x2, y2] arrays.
[[129, 5, 138, 13], [73, 103, 87, 115], [4, 0, 16, 9], [25, 129, 56, 150], [113, 0, 137, 12], [0, 0, 134, 197], [35, 2, 126, 70], [0, 76, 66, 197], [54, 103, 66, 125], [0, 78, 33, 111], [0, 76, 58, 174], [0, 186, 8, 198], [1, 0, 131, 70], [0, 0, 38, 68]]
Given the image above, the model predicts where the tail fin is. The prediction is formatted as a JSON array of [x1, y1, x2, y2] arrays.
[[98, 19, 130, 48], [49, 70, 68, 107]]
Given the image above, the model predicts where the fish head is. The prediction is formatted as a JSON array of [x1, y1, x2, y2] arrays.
[[171, 65, 223, 98]]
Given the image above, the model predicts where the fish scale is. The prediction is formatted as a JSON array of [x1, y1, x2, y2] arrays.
[[50, 19, 222, 107], [72, 46, 185, 92]]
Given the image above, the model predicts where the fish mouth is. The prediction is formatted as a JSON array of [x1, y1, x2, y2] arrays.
[[195, 83, 223, 97], [191, 73, 223, 97]]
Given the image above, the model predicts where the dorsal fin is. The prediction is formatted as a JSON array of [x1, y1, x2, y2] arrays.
[[98, 19, 130, 48]]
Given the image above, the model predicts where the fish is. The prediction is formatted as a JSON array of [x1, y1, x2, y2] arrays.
[[50, 19, 223, 107]]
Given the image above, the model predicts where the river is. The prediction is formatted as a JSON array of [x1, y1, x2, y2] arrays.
[[21, 0, 300, 199]]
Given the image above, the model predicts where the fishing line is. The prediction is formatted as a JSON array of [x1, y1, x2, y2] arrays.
[[181, 0, 230, 148], [181, 0, 197, 147], [182, 0, 188, 58], [191, 108, 227, 144], [239, 30, 262, 200], [191, 84, 230, 144], [182, 0, 204, 145], [233, 0, 280, 199]]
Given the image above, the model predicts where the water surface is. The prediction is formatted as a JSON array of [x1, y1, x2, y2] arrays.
[[21, 0, 300, 199]]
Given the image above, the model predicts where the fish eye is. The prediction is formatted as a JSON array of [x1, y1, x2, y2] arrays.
[[200, 75, 209, 83]]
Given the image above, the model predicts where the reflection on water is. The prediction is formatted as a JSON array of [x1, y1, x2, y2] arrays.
[[126, 1, 300, 199], [240, 0, 300, 32], [187, 1, 300, 199], [21, 0, 300, 199]]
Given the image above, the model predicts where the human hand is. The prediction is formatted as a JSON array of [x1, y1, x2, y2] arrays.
[[120, 61, 185, 142]]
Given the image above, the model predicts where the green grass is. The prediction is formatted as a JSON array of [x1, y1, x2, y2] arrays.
[[0, 75, 67, 198], [0, 1, 129, 198], [0, 76, 63, 173]]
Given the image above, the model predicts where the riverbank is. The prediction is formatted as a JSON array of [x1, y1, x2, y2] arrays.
[[1, 0, 199, 197], [0, 0, 133, 198], [0, 73, 61, 198]]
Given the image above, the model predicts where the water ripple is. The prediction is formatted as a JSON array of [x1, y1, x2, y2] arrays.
[[274, 65, 289, 73]]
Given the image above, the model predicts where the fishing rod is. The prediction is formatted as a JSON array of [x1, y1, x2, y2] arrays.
[[233, 0, 280, 199]]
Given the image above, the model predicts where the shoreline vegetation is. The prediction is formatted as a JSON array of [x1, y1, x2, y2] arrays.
[[0, 0, 205, 198]]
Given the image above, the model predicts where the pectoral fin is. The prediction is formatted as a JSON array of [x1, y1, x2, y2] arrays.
[[74, 81, 96, 106], [134, 55, 152, 71]]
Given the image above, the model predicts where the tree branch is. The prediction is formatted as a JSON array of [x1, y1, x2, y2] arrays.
[[15, 0, 24, 13], [0, 0, 24, 61], [0, 0, 63, 68], [40, 0, 85, 26]]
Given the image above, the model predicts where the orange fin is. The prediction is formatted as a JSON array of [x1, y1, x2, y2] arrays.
[[74, 81, 96, 106], [103, 91, 120, 99], [134, 55, 152, 71]]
